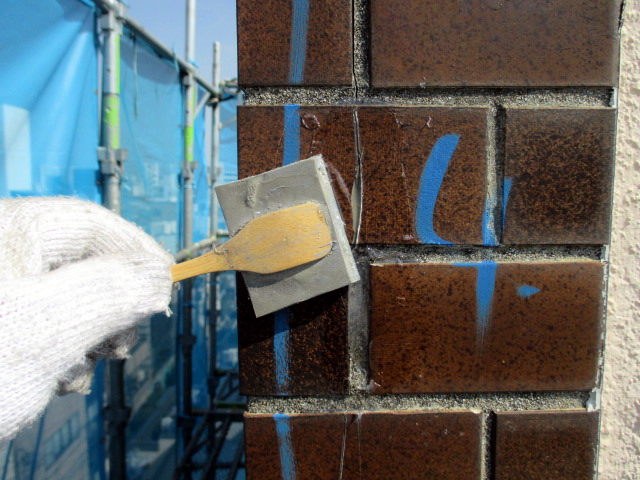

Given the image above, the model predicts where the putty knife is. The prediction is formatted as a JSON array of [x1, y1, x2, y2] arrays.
[[171, 202, 332, 282], [216, 155, 360, 317], [173, 155, 360, 317]]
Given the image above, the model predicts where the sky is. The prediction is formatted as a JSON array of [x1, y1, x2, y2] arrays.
[[125, 0, 237, 83]]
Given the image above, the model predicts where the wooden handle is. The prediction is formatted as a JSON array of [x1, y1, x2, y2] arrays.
[[171, 248, 231, 282], [170, 203, 333, 282]]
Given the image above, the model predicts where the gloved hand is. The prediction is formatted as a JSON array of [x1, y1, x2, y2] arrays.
[[0, 196, 175, 443]]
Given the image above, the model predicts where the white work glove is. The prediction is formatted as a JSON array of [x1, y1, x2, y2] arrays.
[[0, 196, 174, 444]]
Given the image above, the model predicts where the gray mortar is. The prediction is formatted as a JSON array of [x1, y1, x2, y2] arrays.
[[482, 412, 494, 480], [243, 86, 613, 108], [352, 0, 370, 93], [486, 103, 499, 243], [246, 391, 589, 414], [347, 254, 370, 392], [358, 244, 604, 264], [243, 87, 357, 105]]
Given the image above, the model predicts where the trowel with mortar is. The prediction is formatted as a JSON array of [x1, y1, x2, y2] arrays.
[[171, 155, 360, 317]]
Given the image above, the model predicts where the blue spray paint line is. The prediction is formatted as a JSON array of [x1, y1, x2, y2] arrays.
[[452, 260, 498, 347], [274, 414, 297, 480], [502, 177, 513, 230], [482, 193, 498, 246], [274, 309, 291, 393], [283, 104, 301, 166], [415, 134, 460, 244], [518, 285, 540, 298], [288, 0, 310, 84], [276, 105, 299, 394]]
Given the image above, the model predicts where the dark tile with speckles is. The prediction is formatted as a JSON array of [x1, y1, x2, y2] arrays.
[[357, 106, 491, 245], [369, 262, 604, 393], [237, 0, 352, 86], [237, 105, 357, 241], [237, 275, 349, 396], [370, 0, 621, 87], [502, 108, 616, 245], [239, 105, 491, 245], [244, 411, 482, 479], [495, 410, 599, 480]]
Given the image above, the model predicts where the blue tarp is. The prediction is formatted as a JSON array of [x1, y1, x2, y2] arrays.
[[118, 29, 185, 479], [0, 0, 99, 201], [0, 0, 240, 478]]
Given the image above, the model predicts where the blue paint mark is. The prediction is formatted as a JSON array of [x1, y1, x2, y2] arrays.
[[452, 260, 498, 347], [415, 134, 460, 244], [283, 105, 301, 166], [276, 105, 300, 394], [288, 0, 310, 84], [502, 177, 513, 230], [517, 285, 540, 298], [274, 309, 291, 393], [274, 414, 296, 480], [482, 194, 498, 246]]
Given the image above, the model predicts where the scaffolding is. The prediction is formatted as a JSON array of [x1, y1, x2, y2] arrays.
[[0, 0, 243, 478]]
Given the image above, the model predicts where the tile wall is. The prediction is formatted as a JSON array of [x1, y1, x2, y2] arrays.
[[236, 1, 622, 478]]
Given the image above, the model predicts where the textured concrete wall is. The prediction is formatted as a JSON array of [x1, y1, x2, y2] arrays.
[[599, 0, 640, 478]]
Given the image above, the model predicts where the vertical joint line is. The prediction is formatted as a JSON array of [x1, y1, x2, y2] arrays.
[[351, 0, 358, 97], [495, 105, 508, 243], [487, 411, 497, 480], [483, 104, 499, 246]]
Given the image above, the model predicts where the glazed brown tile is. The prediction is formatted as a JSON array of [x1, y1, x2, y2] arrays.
[[237, 0, 352, 86], [502, 108, 616, 245], [358, 106, 491, 245], [370, 0, 621, 87], [244, 411, 482, 479], [238, 105, 491, 245], [495, 410, 599, 480], [244, 412, 347, 479], [369, 261, 604, 393], [237, 105, 357, 241], [237, 275, 349, 396]]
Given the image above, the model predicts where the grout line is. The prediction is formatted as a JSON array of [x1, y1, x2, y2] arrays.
[[494, 104, 507, 243], [347, 251, 370, 393], [246, 391, 590, 414], [359, 244, 605, 264], [352, 0, 370, 93], [486, 411, 498, 480], [242, 86, 613, 108]]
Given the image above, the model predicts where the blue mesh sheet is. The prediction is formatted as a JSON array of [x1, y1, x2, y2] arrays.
[[191, 88, 209, 409], [216, 97, 239, 371], [0, 1, 105, 479], [118, 29, 183, 479], [0, 0, 99, 201], [119, 31, 183, 253]]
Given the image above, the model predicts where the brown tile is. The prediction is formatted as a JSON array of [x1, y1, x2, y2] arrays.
[[237, 0, 352, 86], [244, 412, 347, 479], [237, 275, 349, 396], [369, 261, 604, 393], [370, 0, 621, 87], [238, 105, 492, 245], [503, 108, 616, 245], [245, 411, 482, 479], [357, 106, 491, 245], [237, 105, 358, 241], [495, 410, 599, 480]]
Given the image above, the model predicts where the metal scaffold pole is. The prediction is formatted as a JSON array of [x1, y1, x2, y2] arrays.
[[98, 1, 129, 479], [208, 41, 222, 409], [179, 0, 197, 475]]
